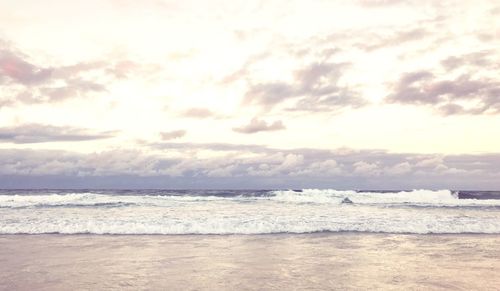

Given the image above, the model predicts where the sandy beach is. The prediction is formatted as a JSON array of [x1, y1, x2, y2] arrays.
[[1, 233, 499, 290]]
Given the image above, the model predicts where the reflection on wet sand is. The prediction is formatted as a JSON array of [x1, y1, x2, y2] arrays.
[[1, 233, 499, 290]]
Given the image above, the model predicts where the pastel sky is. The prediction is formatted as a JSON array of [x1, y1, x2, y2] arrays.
[[1, 0, 499, 189]]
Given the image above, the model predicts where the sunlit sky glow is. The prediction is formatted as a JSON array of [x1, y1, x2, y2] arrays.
[[1, 0, 499, 189]]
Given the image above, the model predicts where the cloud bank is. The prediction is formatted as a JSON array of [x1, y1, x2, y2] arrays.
[[0, 145, 499, 189]]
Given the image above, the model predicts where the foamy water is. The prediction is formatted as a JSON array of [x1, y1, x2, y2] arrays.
[[1, 189, 499, 234]]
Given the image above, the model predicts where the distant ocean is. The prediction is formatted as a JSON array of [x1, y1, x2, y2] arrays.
[[1, 189, 500, 234]]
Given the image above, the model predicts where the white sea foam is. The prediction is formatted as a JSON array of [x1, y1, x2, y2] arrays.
[[2, 214, 500, 234], [270, 189, 500, 206], [1, 189, 499, 208], [0, 193, 230, 208], [1, 189, 500, 234]]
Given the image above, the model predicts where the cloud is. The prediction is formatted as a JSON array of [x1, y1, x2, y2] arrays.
[[244, 82, 294, 107], [243, 62, 364, 112], [290, 159, 342, 176], [0, 124, 116, 143], [357, 28, 429, 51], [0, 149, 162, 177], [0, 44, 107, 106], [313, 12, 444, 55], [0, 39, 161, 107], [247, 153, 304, 176], [179, 107, 218, 119], [148, 142, 499, 184], [387, 71, 500, 115], [490, 5, 500, 15], [233, 118, 286, 134], [0, 48, 53, 85], [1, 146, 499, 189], [414, 156, 443, 168], [440, 51, 492, 71], [150, 141, 272, 154], [204, 164, 238, 177], [384, 161, 412, 175], [353, 161, 380, 176], [386, 48, 500, 115], [219, 52, 271, 84], [357, 0, 411, 7], [160, 130, 186, 140]]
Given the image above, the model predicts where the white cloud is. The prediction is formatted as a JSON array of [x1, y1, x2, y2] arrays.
[[291, 159, 342, 176], [353, 161, 380, 176], [384, 162, 412, 175], [0, 147, 499, 188], [247, 154, 304, 176]]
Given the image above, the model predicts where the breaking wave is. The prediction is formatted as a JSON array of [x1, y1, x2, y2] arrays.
[[1, 189, 500, 234], [1, 189, 499, 208], [269, 189, 500, 207]]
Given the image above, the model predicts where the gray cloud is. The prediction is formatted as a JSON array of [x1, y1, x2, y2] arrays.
[[243, 62, 365, 112], [0, 44, 107, 106], [0, 39, 160, 107], [150, 141, 500, 179], [440, 50, 495, 71], [160, 130, 186, 140], [244, 82, 294, 107], [387, 71, 500, 115], [0, 124, 116, 144], [1, 146, 499, 189], [0, 48, 53, 85], [223, 14, 453, 114], [233, 118, 286, 134], [386, 48, 500, 115]]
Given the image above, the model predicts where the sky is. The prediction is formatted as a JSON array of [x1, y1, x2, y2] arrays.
[[0, 0, 499, 189]]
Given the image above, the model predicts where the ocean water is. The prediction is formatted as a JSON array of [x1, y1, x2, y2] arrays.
[[1, 189, 500, 234]]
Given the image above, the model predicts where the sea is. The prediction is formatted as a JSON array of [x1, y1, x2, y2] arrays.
[[1, 189, 500, 235]]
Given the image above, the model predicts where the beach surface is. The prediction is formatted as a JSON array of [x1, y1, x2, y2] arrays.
[[1, 233, 499, 290]]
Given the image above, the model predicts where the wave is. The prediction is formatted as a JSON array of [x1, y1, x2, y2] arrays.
[[1, 189, 500, 235], [270, 189, 500, 207], [0, 193, 231, 208], [1, 189, 500, 209], [2, 218, 500, 234]]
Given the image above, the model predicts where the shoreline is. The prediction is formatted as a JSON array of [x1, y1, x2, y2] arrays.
[[3, 234, 500, 237], [0, 231, 500, 238]]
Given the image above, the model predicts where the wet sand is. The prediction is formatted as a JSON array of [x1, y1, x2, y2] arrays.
[[1, 233, 499, 290]]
